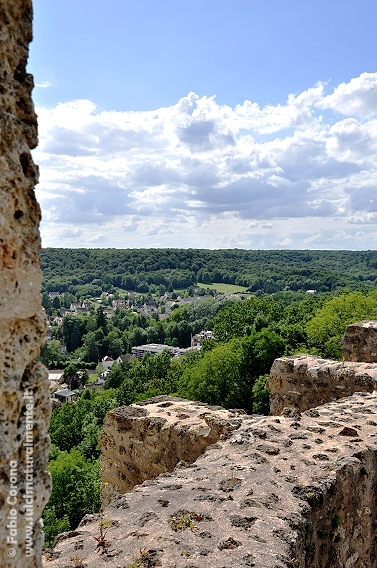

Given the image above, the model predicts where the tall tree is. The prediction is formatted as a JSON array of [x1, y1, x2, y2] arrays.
[[96, 306, 108, 331]]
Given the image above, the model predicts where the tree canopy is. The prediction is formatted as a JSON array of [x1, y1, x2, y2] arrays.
[[40, 248, 377, 296]]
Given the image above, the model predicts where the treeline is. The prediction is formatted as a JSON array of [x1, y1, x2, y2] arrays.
[[40, 248, 377, 295]]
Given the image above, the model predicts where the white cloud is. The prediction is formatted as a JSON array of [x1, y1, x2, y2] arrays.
[[326, 118, 377, 164], [87, 233, 109, 244], [318, 72, 377, 118], [347, 212, 377, 224], [58, 228, 83, 239], [35, 80, 54, 88], [33, 72, 377, 249]]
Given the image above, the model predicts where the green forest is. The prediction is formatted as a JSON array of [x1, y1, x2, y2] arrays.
[[40, 248, 377, 548], [40, 248, 377, 296]]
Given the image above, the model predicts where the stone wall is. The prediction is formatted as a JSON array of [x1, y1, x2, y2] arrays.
[[0, 1, 50, 566], [99, 396, 243, 507], [44, 320, 377, 567], [267, 354, 377, 415], [44, 392, 377, 567]]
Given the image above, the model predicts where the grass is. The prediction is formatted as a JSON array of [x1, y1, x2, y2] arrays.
[[197, 282, 249, 294], [87, 374, 99, 384], [96, 283, 250, 299]]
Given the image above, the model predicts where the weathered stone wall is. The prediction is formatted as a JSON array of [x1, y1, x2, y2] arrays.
[[341, 320, 377, 363], [44, 392, 377, 567], [44, 321, 377, 567], [99, 396, 242, 507], [0, 1, 50, 566], [267, 354, 377, 415]]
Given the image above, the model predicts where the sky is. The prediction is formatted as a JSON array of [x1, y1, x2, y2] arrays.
[[28, 0, 377, 250]]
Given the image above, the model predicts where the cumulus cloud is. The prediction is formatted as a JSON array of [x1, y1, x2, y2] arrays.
[[319, 73, 377, 118], [347, 212, 377, 224], [34, 72, 377, 249]]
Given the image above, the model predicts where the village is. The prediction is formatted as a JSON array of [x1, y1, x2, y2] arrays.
[[47, 333, 214, 404], [42, 285, 314, 405]]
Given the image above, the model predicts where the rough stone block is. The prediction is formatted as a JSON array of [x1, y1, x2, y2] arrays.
[[267, 354, 377, 415], [0, 2, 50, 565], [99, 396, 242, 507], [341, 320, 377, 363]]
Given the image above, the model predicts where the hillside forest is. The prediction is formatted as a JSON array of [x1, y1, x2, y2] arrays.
[[40, 248, 377, 547]]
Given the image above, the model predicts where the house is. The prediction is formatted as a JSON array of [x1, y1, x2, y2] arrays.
[[75, 306, 89, 314], [69, 301, 91, 314], [84, 382, 104, 391], [48, 370, 64, 384], [52, 389, 75, 403], [131, 343, 186, 359], [49, 381, 60, 395], [112, 299, 129, 310], [102, 356, 114, 370], [98, 354, 129, 378], [191, 330, 214, 348], [143, 301, 158, 315], [163, 292, 175, 300]]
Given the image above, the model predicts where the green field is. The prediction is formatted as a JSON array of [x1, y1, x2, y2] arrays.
[[197, 282, 249, 294]]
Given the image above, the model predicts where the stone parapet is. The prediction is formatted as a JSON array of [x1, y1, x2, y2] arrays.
[[99, 396, 242, 507], [267, 354, 377, 415], [43, 392, 377, 568], [341, 320, 377, 363]]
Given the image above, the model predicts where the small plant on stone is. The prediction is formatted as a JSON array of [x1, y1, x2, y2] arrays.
[[169, 510, 197, 532], [99, 518, 117, 529], [218, 470, 242, 492], [69, 555, 86, 568], [125, 548, 151, 567], [93, 521, 110, 553]]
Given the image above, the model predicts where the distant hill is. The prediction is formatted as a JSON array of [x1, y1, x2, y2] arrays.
[[40, 248, 377, 296]]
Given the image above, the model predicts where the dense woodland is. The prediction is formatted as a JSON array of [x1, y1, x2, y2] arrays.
[[40, 248, 377, 296], [41, 248, 377, 547]]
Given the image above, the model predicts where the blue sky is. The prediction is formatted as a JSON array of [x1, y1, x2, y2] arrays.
[[29, 0, 377, 249]]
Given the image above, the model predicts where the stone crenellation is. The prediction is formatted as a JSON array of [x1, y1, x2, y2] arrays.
[[267, 321, 377, 416], [0, 1, 50, 566], [341, 320, 377, 363], [45, 392, 377, 568], [99, 396, 243, 508], [267, 354, 377, 415]]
